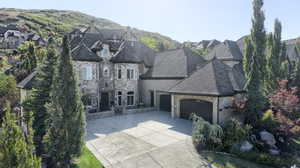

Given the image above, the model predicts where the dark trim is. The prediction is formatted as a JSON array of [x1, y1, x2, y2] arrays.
[[217, 97, 220, 124], [140, 77, 185, 80], [110, 60, 142, 64], [73, 59, 101, 62], [168, 92, 235, 97]]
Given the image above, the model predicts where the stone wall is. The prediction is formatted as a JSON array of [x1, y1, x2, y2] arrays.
[[114, 63, 139, 107], [74, 61, 99, 97]]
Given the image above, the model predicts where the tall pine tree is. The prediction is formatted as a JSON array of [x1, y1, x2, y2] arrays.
[[0, 102, 41, 168], [44, 36, 85, 168], [23, 40, 58, 156], [265, 19, 287, 93], [243, 0, 266, 123]]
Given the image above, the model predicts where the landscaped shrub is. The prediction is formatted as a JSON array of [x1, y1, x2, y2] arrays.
[[239, 151, 298, 168], [222, 118, 252, 151], [256, 109, 279, 133], [191, 114, 223, 151]]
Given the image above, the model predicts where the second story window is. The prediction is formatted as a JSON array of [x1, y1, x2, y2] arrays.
[[80, 65, 93, 80], [127, 69, 134, 80], [118, 68, 122, 79]]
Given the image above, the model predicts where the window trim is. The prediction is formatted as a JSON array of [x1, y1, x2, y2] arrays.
[[80, 64, 93, 81], [117, 68, 122, 79], [127, 91, 134, 106], [127, 68, 135, 80], [117, 91, 122, 106]]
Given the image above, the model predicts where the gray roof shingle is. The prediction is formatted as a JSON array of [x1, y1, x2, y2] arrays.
[[204, 40, 243, 61], [111, 41, 156, 67], [71, 43, 101, 62], [141, 48, 206, 79], [17, 71, 37, 89], [169, 58, 245, 96]]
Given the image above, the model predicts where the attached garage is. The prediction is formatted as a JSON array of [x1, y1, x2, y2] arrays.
[[159, 94, 171, 112], [180, 99, 213, 123]]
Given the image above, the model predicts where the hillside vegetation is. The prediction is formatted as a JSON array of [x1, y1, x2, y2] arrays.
[[0, 8, 180, 50]]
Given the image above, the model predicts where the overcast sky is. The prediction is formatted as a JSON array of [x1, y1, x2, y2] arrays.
[[1, 0, 299, 42]]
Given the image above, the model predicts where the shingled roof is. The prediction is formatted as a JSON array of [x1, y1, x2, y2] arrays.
[[169, 58, 245, 96], [111, 41, 156, 67], [71, 43, 101, 62], [204, 40, 243, 61], [141, 48, 206, 79], [17, 71, 37, 89]]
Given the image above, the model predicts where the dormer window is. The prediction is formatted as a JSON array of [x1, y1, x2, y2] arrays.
[[101, 47, 109, 57]]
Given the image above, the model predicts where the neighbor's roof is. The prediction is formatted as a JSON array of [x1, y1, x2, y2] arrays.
[[111, 41, 156, 67], [141, 47, 206, 79], [204, 40, 243, 61], [286, 44, 299, 62], [71, 43, 101, 62], [169, 58, 245, 96], [17, 71, 37, 89]]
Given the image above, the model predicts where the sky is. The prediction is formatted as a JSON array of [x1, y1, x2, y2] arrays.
[[1, 0, 299, 42]]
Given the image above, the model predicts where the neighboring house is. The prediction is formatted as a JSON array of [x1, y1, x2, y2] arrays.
[[0, 24, 45, 49], [17, 27, 245, 124]]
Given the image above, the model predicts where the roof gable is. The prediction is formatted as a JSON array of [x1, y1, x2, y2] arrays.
[[204, 40, 243, 61], [169, 58, 242, 96], [71, 43, 101, 62], [141, 48, 206, 79]]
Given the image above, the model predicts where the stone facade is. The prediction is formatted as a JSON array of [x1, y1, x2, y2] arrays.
[[74, 46, 140, 111]]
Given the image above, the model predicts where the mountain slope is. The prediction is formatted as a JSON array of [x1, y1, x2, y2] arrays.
[[0, 8, 180, 50]]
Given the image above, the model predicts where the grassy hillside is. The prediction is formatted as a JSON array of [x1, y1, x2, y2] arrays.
[[0, 8, 180, 50]]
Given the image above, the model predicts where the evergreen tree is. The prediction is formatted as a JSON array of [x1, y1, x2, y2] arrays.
[[265, 19, 285, 93], [0, 102, 41, 168], [244, 0, 266, 123], [279, 42, 290, 79], [44, 36, 85, 168], [243, 36, 253, 82], [265, 33, 276, 93], [291, 42, 300, 96], [23, 42, 58, 156]]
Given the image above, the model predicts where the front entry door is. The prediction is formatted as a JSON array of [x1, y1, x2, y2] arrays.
[[100, 92, 110, 111]]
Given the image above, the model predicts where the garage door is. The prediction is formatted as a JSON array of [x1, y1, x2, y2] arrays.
[[180, 99, 213, 123], [159, 95, 171, 112]]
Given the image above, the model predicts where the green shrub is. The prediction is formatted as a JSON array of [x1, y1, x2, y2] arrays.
[[239, 151, 297, 168], [191, 114, 223, 151], [222, 118, 252, 151], [256, 109, 279, 133]]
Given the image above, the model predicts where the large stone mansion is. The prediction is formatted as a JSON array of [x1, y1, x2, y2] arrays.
[[18, 26, 247, 124]]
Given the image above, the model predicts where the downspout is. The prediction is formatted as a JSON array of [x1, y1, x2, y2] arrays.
[[217, 97, 220, 124]]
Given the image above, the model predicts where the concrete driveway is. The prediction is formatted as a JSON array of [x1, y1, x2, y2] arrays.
[[86, 111, 213, 168]]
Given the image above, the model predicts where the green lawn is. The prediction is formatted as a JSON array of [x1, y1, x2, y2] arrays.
[[201, 151, 271, 168], [73, 146, 104, 168]]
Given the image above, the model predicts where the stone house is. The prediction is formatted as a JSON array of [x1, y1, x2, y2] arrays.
[[18, 27, 246, 124]]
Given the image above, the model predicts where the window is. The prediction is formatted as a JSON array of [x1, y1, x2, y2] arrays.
[[127, 91, 134, 106], [127, 69, 134, 80], [103, 67, 109, 77], [81, 65, 93, 80], [101, 47, 109, 57], [117, 68, 122, 79], [117, 91, 122, 106]]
